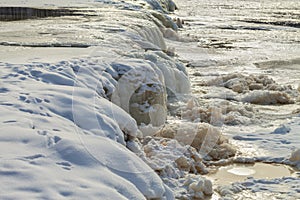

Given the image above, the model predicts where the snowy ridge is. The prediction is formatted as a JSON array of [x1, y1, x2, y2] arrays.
[[0, 0, 189, 199]]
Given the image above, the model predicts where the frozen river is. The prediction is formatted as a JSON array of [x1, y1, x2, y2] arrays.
[[0, 0, 299, 199], [170, 0, 300, 198], [170, 0, 300, 158]]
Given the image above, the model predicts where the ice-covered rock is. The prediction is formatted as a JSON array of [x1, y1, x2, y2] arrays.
[[180, 97, 256, 126], [163, 28, 180, 40], [290, 149, 300, 162], [150, 11, 178, 31], [156, 121, 236, 160], [129, 82, 167, 126], [184, 174, 213, 199], [175, 18, 184, 28], [110, 59, 168, 126], [205, 73, 296, 105], [128, 22, 168, 51], [216, 184, 244, 197], [142, 137, 208, 178], [272, 124, 291, 134], [207, 73, 291, 93], [122, 50, 190, 96], [144, 0, 177, 12]]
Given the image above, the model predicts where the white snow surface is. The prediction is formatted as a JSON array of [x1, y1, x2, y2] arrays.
[[0, 57, 172, 199]]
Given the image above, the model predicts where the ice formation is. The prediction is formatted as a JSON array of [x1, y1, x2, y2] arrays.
[[141, 137, 207, 175], [138, 136, 216, 199], [155, 121, 236, 160], [204, 73, 296, 105], [184, 174, 213, 199], [189, 72, 300, 126], [179, 97, 257, 126], [241, 90, 294, 105], [290, 149, 300, 162]]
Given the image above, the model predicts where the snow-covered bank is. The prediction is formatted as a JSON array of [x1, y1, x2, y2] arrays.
[[0, 0, 196, 199]]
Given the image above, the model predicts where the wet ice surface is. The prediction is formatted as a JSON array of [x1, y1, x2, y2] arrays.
[[209, 162, 294, 185], [216, 176, 300, 200], [227, 118, 300, 158]]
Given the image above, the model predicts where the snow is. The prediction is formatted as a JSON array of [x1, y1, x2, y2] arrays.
[[1, 0, 299, 199], [0, 113, 148, 199], [1, 58, 174, 198], [0, 0, 187, 199], [230, 118, 300, 160], [184, 174, 213, 199]]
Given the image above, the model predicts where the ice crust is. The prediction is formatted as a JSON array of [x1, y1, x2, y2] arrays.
[[205, 73, 296, 105]]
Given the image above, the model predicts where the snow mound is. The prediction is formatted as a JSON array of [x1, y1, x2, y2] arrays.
[[0, 0, 193, 199], [1, 57, 174, 199]]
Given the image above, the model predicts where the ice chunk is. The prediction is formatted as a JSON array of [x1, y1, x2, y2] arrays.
[[272, 125, 291, 134], [241, 90, 294, 105], [290, 149, 300, 162]]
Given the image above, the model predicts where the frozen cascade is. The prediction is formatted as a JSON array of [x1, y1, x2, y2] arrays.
[[128, 24, 167, 51], [122, 50, 190, 95]]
